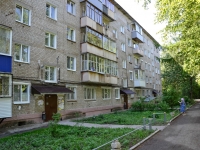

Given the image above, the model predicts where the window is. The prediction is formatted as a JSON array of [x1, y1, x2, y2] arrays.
[[67, 27, 76, 41], [16, 5, 30, 25], [103, 36, 116, 53], [81, 27, 103, 48], [128, 39, 131, 47], [45, 32, 56, 48], [128, 55, 131, 62], [46, 3, 57, 20], [66, 87, 76, 100], [14, 44, 29, 63], [129, 71, 133, 80], [120, 26, 124, 34], [82, 2, 102, 25], [67, 1, 76, 15], [113, 29, 117, 38], [67, 56, 76, 71], [115, 88, 120, 99], [0, 74, 12, 97], [45, 66, 57, 82], [13, 82, 30, 104], [122, 60, 126, 69], [123, 79, 127, 88], [0, 27, 12, 56], [121, 43, 125, 52], [84, 87, 96, 100], [102, 88, 111, 99], [146, 76, 148, 83]]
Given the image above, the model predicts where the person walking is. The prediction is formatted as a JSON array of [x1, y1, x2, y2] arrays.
[[179, 98, 186, 114]]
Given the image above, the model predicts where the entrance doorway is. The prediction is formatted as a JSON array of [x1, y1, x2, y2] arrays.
[[124, 94, 128, 109], [45, 94, 57, 121]]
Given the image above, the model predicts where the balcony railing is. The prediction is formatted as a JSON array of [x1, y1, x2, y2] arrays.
[[133, 47, 144, 57], [132, 31, 143, 43]]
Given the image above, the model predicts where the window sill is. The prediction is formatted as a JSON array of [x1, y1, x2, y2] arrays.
[[103, 98, 111, 100], [84, 99, 96, 101], [0, 53, 11, 56], [67, 12, 76, 16], [46, 16, 57, 21], [14, 102, 30, 104], [45, 46, 57, 50], [67, 100, 77, 102], [44, 80, 57, 83], [67, 69, 76, 72], [67, 39, 76, 43], [14, 60, 30, 64], [115, 98, 120, 100], [16, 20, 31, 27]]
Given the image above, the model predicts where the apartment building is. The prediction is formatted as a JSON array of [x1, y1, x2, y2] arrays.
[[0, 0, 162, 126]]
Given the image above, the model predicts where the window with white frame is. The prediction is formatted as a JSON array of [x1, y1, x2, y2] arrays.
[[46, 3, 57, 20], [128, 38, 131, 47], [13, 82, 30, 104], [129, 71, 133, 80], [122, 60, 126, 68], [0, 74, 12, 97], [67, 56, 76, 71], [123, 79, 127, 88], [102, 88, 111, 99], [84, 87, 96, 100], [67, 27, 76, 41], [113, 29, 117, 38], [115, 88, 120, 99], [14, 44, 29, 63], [67, 0, 76, 15], [45, 32, 56, 48], [16, 5, 31, 25], [66, 87, 76, 100], [121, 43, 125, 52], [45, 66, 57, 82], [120, 26, 124, 34], [128, 55, 131, 62], [0, 27, 12, 56]]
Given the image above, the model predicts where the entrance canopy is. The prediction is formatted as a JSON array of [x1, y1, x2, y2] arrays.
[[120, 88, 135, 95], [32, 84, 73, 94], [152, 90, 158, 94]]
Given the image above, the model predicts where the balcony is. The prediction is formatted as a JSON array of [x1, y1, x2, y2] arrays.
[[133, 47, 144, 57], [81, 43, 116, 61], [0, 55, 12, 73], [134, 63, 145, 70], [132, 31, 143, 43], [81, 17, 103, 34], [102, 5, 115, 22], [81, 0, 102, 11], [134, 79, 146, 87], [82, 72, 117, 85]]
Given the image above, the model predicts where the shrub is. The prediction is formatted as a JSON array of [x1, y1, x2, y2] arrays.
[[49, 112, 61, 137]]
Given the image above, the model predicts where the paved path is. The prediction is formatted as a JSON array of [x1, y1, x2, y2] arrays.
[[134, 102, 200, 150], [58, 119, 166, 130]]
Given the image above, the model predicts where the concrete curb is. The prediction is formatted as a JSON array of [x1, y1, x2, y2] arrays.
[[129, 130, 160, 150]]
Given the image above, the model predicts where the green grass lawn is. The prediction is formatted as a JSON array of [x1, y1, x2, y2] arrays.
[[75, 110, 180, 125], [0, 125, 153, 150]]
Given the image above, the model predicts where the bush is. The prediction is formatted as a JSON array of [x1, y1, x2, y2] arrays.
[[157, 101, 169, 112], [49, 113, 61, 137]]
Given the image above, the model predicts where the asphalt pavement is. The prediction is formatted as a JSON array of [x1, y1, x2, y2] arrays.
[[134, 101, 200, 150]]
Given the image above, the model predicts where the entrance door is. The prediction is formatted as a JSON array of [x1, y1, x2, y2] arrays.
[[124, 94, 128, 109], [45, 94, 57, 121]]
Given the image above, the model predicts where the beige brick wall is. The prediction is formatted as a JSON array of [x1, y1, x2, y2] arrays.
[[0, 0, 162, 125]]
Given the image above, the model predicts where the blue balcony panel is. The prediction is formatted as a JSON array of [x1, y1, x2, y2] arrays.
[[0, 55, 12, 73]]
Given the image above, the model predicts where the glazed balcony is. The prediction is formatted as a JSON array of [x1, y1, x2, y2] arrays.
[[81, 16, 103, 34], [132, 31, 143, 43], [102, 5, 115, 22], [81, 43, 116, 61], [134, 79, 146, 88], [82, 72, 117, 85]]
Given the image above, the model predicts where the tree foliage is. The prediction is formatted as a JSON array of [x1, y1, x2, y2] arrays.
[[155, 0, 200, 83]]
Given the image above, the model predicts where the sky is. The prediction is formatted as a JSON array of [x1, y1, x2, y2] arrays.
[[115, 0, 165, 44]]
